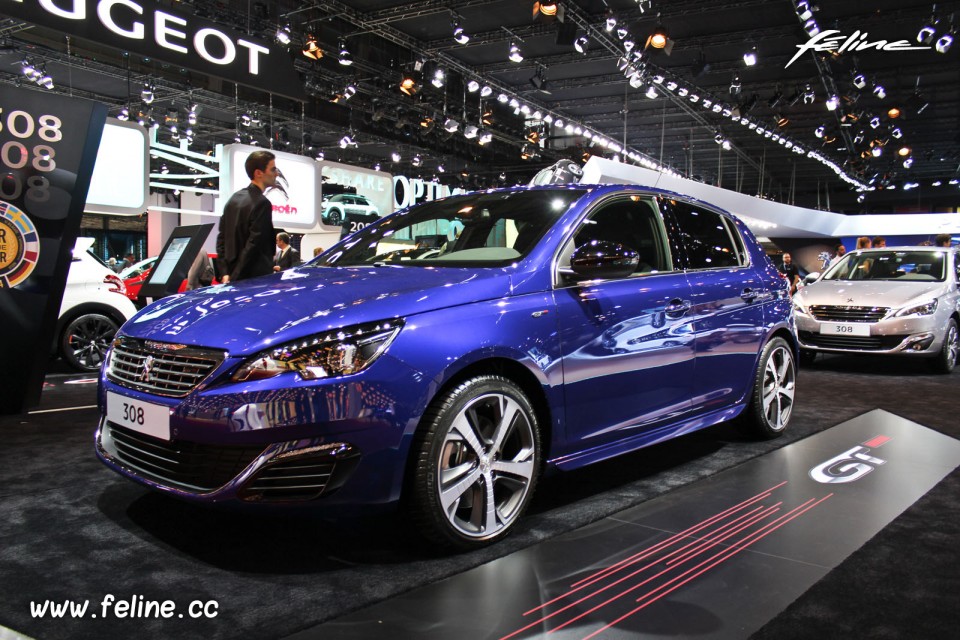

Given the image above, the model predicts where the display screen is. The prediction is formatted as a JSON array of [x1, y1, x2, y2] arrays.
[[146, 237, 190, 286]]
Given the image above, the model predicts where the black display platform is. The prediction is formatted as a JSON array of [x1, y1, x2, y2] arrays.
[[292, 410, 960, 640]]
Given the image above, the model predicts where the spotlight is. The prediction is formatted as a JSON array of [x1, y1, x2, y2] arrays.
[[853, 73, 867, 89], [869, 116, 880, 129], [467, 80, 480, 93], [141, 83, 155, 104], [898, 146, 912, 157], [936, 31, 954, 53], [645, 85, 658, 99], [804, 19, 819, 37], [117, 107, 130, 121], [887, 106, 900, 119], [39, 72, 54, 90], [400, 61, 424, 96], [616, 26, 629, 40], [795, 1, 813, 21], [743, 46, 757, 66], [508, 41, 524, 63], [648, 25, 668, 49], [802, 84, 815, 104], [463, 124, 479, 139], [478, 130, 493, 145], [339, 134, 357, 148], [873, 83, 886, 99], [721, 139, 731, 151], [187, 105, 198, 125], [891, 127, 903, 139], [917, 22, 937, 45], [302, 34, 322, 60], [480, 85, 493, 98], [443, 117, 459, 133], [574, 35, 589, 54], [411, 154, 422, 167], [815, 125, 825, 138], [729, 75, 741, 96], [624, 38, 635, 53], [240, 112, 252, 127], [529, 67, 550, 94], [605, 13, 617, 32], [903, 157, 914, 168], [391, 151, 401, 162], [826, 95, 839, 111], [776, 114, 789, 127], [419, 115, 435, 134], [452, 19, 470, 45], [534, 2, 559, 21], [871, 146, 882, 157], [338, 40, 352, 66], [431, 68, 445, 88], [276, 24, 291, 46]]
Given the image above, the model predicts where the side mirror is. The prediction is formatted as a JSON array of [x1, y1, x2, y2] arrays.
[[570, 241, 639, 280], [803, 272, 821, 285]]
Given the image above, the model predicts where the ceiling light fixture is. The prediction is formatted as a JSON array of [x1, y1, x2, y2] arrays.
[[276, 24, 291, 46], [936, 31, 954, 53], [508, 41, 524, 63], [338, 40, 352, 66], [452, 18, 470, 45], [302, 34, 322, 60], [743, 45, 757, 66], [574, 35, 589, 54]]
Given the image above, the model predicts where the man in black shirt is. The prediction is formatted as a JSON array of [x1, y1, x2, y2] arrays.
[[216, 150, 279, 283], [779, 252, 800, 296]]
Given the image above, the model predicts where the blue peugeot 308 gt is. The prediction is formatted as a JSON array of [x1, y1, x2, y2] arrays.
[[96, 184, 796, 549]]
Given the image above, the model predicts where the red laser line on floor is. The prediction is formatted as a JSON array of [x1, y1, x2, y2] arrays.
[[501, 504, 781, 640], [556, 481, 788, 597], [544, 504, 782, 635], [664, 502, 783, 566], [580, 494, 834, 640], [862, 435, 891, 448]]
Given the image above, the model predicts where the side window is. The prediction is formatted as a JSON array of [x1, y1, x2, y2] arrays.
[[558, 196, 672, 278], [665, 199, 745, 269]]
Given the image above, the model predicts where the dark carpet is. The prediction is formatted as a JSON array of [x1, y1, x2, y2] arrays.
[[0, 354, 956, 640]]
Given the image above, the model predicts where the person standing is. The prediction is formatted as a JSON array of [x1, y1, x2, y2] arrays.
[[872, 236, 886, 248], [779, 252, 800, 296], [273, 232, 301, 271], [826, 243, 846, 268], [935, 234, 952, 247], [216, 150, 279, 284]]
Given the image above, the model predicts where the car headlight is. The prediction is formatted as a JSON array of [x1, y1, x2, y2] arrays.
[[231, 320, 403, 382], [895, 299, 938, 317], [792, 299, 809, 316]]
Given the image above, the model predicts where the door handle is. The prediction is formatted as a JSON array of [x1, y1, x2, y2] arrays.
[[664, 299, 690, 318], [741, 288, 758, 302]]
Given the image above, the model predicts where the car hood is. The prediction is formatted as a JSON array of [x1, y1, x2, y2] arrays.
[[121, 265, 516, 355], [797, 279, 946, 310]]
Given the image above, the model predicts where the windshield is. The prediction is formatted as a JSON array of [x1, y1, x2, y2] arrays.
[[316, 188, 588, 267], [823, 250, 946, 282]]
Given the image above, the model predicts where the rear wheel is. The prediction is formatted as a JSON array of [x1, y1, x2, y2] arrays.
[[60, 313, 119, 372], [931, 319, 958, 374], [408, 376, 541, 550], [741, 338, 796, 439]]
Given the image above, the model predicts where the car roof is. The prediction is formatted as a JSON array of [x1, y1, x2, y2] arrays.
[[855, 246, 953, 253]]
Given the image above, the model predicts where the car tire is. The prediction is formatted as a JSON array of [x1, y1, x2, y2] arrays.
[[408, 375, 542, 550], [740, 337, 796, 439], [60, 313, 119, 372], [327, 209, 343, 226], [798, 349, 817, 366], [931, 319, 958, 374]]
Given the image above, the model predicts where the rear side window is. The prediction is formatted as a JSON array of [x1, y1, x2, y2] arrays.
[[663, 199, 746, 269]]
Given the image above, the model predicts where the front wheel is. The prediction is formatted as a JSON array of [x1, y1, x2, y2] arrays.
[[931, 319, 958, 374], [741, 337, 796, 439], [60, 313, 119, 372], [326, 209, 343, 226], [408, 376, 542, 550]]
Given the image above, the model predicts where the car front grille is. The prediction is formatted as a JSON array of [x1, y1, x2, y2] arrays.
[[104, 423, 267, 492], [798, 331, 905, 351], [106, 337, 225, 397], [809, 305, 890, 323]]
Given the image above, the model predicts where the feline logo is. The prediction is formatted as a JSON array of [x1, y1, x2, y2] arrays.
[[809, 435, 890, 484]]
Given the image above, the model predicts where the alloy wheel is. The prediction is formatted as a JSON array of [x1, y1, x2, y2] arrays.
[[436, 392, 537, 540], [761, 345, 795, 432]]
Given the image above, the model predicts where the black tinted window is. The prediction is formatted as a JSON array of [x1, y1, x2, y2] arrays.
[[665, 199, 744, 269], [564, 196, 671, 274]]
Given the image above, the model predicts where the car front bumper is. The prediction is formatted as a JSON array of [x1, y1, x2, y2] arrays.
[[795, 312, 947, 356]]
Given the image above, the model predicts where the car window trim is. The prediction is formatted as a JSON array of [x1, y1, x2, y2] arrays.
[[551, 190, 676, 290]]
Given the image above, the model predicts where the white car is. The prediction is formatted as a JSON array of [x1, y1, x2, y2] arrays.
[[57, 238, 138, 371], [794, 246, 959, 372], [322, 193, 379, 226]]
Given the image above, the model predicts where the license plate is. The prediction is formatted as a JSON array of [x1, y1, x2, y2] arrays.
[[106, 391, 171, 441], [820, 322, 870, 337]]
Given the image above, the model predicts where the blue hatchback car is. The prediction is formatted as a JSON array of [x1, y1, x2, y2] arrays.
[[96, 184, 796, 548]]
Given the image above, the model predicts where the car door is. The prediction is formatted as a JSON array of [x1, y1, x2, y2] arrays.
[[554, 194, 696, 455], [659, 197, 767, 415]]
